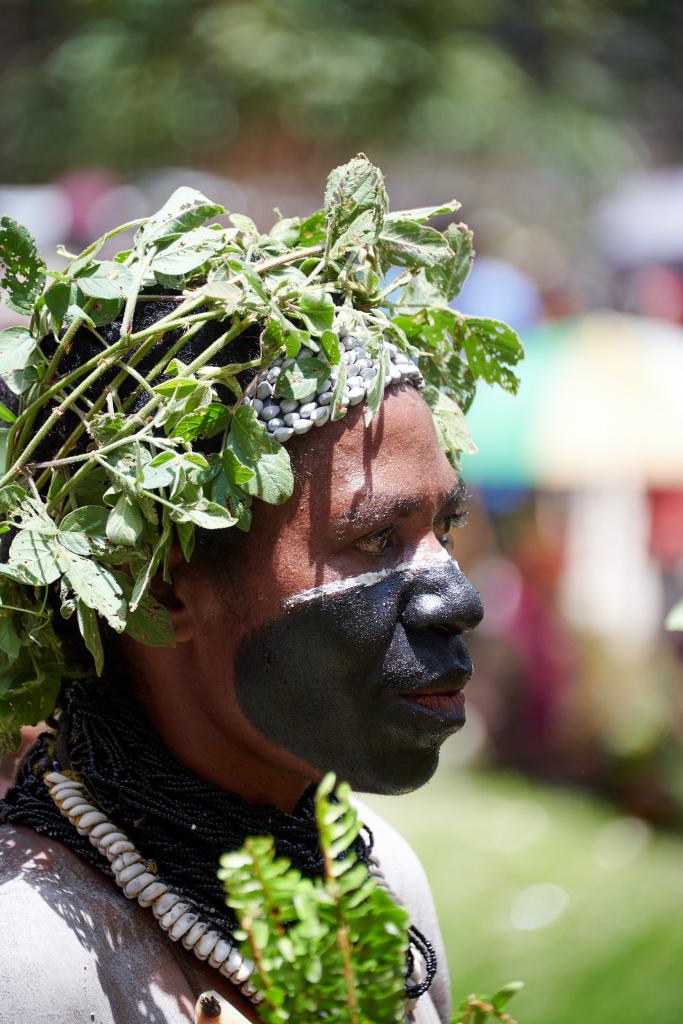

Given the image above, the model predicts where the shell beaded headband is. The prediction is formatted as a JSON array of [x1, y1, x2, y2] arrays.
[[248, 336, 423, 443]]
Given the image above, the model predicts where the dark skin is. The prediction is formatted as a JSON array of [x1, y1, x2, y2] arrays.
[[123, 386, 479, 812]]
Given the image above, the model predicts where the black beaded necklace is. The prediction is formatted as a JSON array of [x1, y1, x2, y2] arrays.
[[0, 678, 437, 1000]]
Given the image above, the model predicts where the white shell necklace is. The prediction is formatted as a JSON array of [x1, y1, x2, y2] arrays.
[[43, 770, 263, 1005]]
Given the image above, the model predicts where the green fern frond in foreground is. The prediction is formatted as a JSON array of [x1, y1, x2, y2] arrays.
[[219, 773, 410, 1024]]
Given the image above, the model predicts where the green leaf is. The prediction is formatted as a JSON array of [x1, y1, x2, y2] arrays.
[[330, 361, 348, 422], [76, 600, 104, 675], [260, 318, 285, 365], [139, 186, 225, 245], [171, 403, 230, 442], [151, 226, 224, 276], [423, 386, 477, 462], [106, 495, 144, 547], [378, 219, 451, 273], [425, 222, 474, 300], [456, 316, 524, 394], [299, 209, 326, 246], [242, 447, 294, 506], [83, 294, 124, 327], [197, 280, 242, 309], [230, 213, 259, 237], [222, 448, 255, 486], [65, 557, 126, 631], [324, 155, 388, 258], [274, 356, 330, 401], [0, 217, 46, 315], [130, 517, 171, 612], [6, 530, 63, 585], [665, 600, 683, 630], [490, 981, 524, 1012], [269, 216, 301, 246], [0, 676, 60, 756], [0, 327, 39, 374], [285, 330, 305, 359], [295, 289, 335, 336], [76, 261, 135, 300], [59, 505, 110, 557], [171, 498, 237, 530], [385, 200, 461, 223], [320, 330, 341, 365], [363, 347, 389, 425], [230, 405, 280, 461], [124, 592, 174, 647], [0, 404, 15, 424], [153, 376, 200, 398], [0, 615, 21, 660], [45, 282, 122, 328]]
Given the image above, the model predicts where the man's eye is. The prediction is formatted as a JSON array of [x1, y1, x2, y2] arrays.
[[355, 527, 394, 556], [438, 511, 469, 547]]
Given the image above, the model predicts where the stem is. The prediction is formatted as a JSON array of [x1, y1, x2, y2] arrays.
[[377, 269, 413, 301], [7, 303, 205, 468], [42, 323, 208, 507], [30, 430, 172, 470], [0, 604, 43, 617], [36, 320, 208, 492], [336, 921, 360, 1024], [74, 218, 147, 263]]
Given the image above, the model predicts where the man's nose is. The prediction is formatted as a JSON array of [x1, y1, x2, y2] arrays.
[[400, 562, 484, 636]]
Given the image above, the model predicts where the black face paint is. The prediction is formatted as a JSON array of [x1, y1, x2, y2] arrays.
[[234, 561, 484, 794]]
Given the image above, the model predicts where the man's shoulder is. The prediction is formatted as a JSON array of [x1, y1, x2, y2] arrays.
[[352, 799, 432, 911], [1, 822, 120, 901], [0, 824, 192, 1023], [352, 799, 452, 1024]]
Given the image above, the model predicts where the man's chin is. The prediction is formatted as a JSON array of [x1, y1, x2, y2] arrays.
[[343, 745, 442, 796]]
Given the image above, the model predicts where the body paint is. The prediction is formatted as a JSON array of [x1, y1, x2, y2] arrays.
[[284, 550, 459, 608], [234, 560, 483, 794]]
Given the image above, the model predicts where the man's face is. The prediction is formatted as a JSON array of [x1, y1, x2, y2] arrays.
[[179, 386, 483, 794]]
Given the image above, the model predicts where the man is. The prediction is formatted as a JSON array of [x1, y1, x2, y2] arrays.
[[0, 157, 519, 1023]]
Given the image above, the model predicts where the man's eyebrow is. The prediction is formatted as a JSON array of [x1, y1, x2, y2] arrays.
[[333, 479, 468, 533]]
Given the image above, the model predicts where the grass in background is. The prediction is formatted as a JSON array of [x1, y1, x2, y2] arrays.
[[367, 767, 683, 1024]]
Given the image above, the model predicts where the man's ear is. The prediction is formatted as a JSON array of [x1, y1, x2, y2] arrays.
[[148, 545, 197, 644]]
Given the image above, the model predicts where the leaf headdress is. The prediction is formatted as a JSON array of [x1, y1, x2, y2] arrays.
[[0, 155, 522, 753]]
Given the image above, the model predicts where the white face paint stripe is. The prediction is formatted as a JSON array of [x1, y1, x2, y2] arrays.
[[284, 550, 456, 609]]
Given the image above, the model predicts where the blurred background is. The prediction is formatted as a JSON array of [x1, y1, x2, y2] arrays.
[[2, 2, 683, 1021]]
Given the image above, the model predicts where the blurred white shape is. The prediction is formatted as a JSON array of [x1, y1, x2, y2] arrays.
[[593, 816, 651, 871], [510, 883, 569, 931], [532, 313, 683, 487], [596, 167, 683, 267], [560, 486, 662, 652], [0, 185, 71, 253]]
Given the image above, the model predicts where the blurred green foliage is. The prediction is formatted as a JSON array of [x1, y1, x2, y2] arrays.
[[368, 768, 683, 1024], [1, 0, 682, 181]]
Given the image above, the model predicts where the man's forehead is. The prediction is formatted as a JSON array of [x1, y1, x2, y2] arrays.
[[332, 477, 467, 531]]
